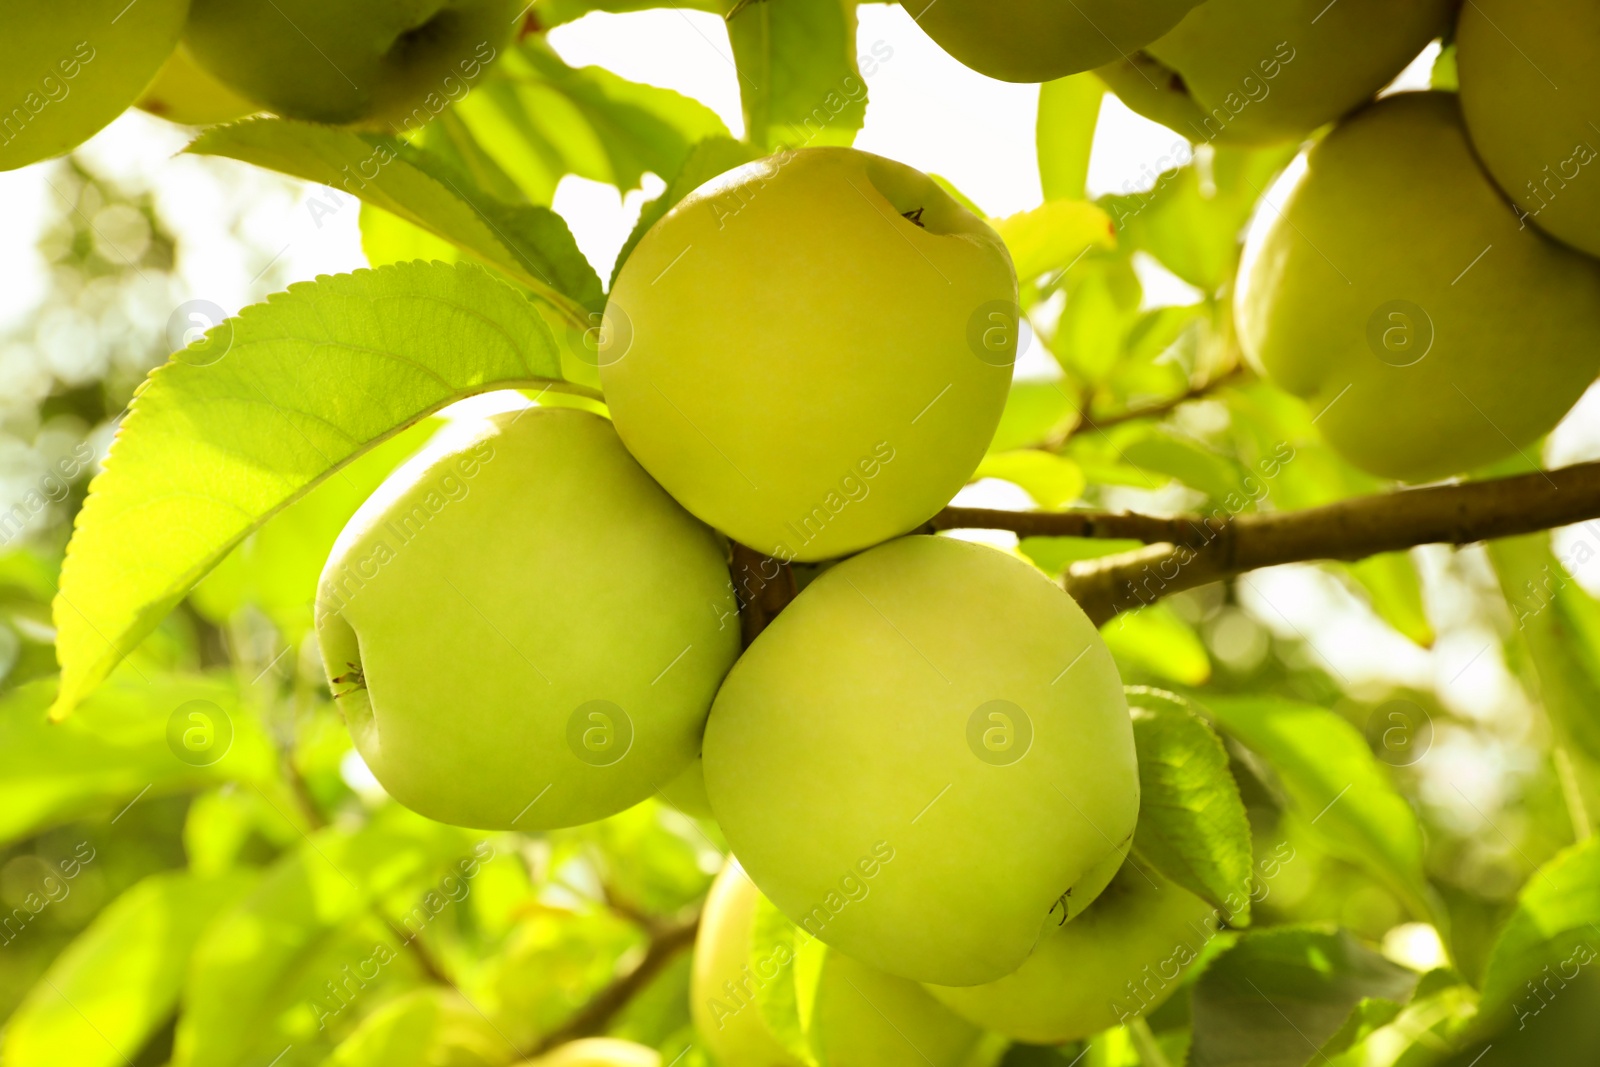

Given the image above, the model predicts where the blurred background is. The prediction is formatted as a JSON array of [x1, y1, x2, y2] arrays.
[[1, 5, 1598, 1064]]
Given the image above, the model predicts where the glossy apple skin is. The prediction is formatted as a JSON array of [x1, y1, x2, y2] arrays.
[[1097, 0, 1452, 146], [1236, 93, 1600, 483], [927, 865, 1217, 1043], [1458, 0, 1600, 258], [692, 861, 809, 1067], [602, 147, 1016, 563], [136, 43, 257, 126], [184, 0, 516, 126], [315, 409, 740, 830], [520, 1038, 661, 1067], [702, 535, 1138, 987], [811, 948, 982, 1067], [907, 0, 1202, 83], [0, 0, 189, 171]]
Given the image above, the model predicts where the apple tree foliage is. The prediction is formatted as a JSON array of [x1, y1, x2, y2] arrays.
[[0, 4, 1598, 1067]]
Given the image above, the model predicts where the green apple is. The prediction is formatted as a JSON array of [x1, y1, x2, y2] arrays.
[[1096, 0, 1452, 145], [658, 753, 715, 820], [136, 42, 257, 126], [702, 535, 1138, 986], [1235, 92, 1600, 482], [603, 147, 1017, 563], [1458, 0, 1600, 257], [183, 0, 517, 127], [927, 864, 1218, 1043], [315, 408, 741, 830], [810, 947, 983, 1067], [520, 1039, 660, 1067], [0, 0, 189, 171], [905, 0, 1203, 83], [692, 860, 809, 1067]]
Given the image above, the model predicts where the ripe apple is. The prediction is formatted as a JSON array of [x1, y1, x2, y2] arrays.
[[927, 864, 1218, 1043], [701, 535, 1138, 986], [136, 43, 257, 126], [521, 1039, 660, 1067], [315, 408, 741, 830], [810, 947, 983, 1067], [905, 0, 1203, 83], [1236, 92, 1600, 482], [1096, 0, 1452, 145], [1457, 0, 1600, 258], [0, 0, 189, 171], [603, 147, 1017, 563], [692, 860, 809, 1067], [183, 0, 517, 127]]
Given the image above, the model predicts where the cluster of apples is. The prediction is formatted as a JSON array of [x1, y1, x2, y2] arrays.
[[918, 0, 1600, 484], [314, 145, 1214, 1060], [0, 0, 517, 170]]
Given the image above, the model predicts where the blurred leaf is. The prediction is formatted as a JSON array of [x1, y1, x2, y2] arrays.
[[1206, 697, 1435, 922], [1102, 143, 1297, 293], [175, 809, 481, 1067], [1188, 927, 1420, 1067], [323, 986, 515, 1067], [1478, 837, 1600, 1030], [971, 451, 1085, 509], [1119, 427, 1245, 504], [1432, 44, 1459, 91], [558, 800, 718, 917], [989, 381, 1077, 453], [51, 262, 566, 719], [531, 0, 721, 28], [454, 37, 730, 203], [1051, 256, 1141, 383], [1319, 983, 1478, 1067], [749, 892, 824, 1066], [1344, 553, 1435, 648], [1125, 688, 1252, 923], [995, 199, 1116, 289], [1104, 604, 1211, 686], [612, 136, 761, 287], [188, 121, 602, 316], [415, 111, 530, 205], [192, 418, 444, 641], [2, 870, 255, 1067], [1036, 74, 1103, 202], [1018, 536, 1143, 579], [0, 676, 276, 845], [726, 0, 864, 150], [360, 203, 464, 268]]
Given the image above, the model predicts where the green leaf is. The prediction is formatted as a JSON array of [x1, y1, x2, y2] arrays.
[[191, 418, 445, 641], [2, 871, 257, 1067], [51, 262, 569, 720], [187, 120, 601, 318], [323, 987, 515, 1067], [971, 451, 1085, 509], [1319, 984, 1478, 1067], [1036, 74, 1104, 202], [1103, 604, 1212, 687], [989, 381, 1078, 453], [1188, 927, 1420, 1067], [611, 136, 762, 288], [1123, 688, 1252, 922], [994, 199, 1116, 289], [1101, 143, 1297, 293], [726, 0, 865, 150], [1478, 838, 1600, 1030], [749, 892, 824, 1066], [0, 675, 277, 845], [532, 0, 721, 28], [1206, 696, 1435, 922], [1119, 427, 1247, 505], [1344, 552, 1435, 648], [452, 37, 730, 203], [1018, 536, 1144, 579], [360, 204, 464, 269], [1049, 256, 1142, 383], [175, 809, 482, 1067]]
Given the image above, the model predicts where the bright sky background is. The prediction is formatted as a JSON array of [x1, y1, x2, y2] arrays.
[[0, 3, 1593, 833]]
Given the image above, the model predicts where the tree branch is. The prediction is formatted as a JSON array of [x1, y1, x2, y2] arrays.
[[730, 542, 796, 648], [1047, 364, 1247, 448], [529, 914, 701, 1054], [1058, 459, 1600, 624]]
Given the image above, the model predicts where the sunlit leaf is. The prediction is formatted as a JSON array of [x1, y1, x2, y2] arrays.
[[324, 986, 515, 1067], [749, 892, 824, 1066], [726, 0, 865, 150], [972, 451, 1085, 509], [995, 199, 1116, 289], [1104, 604, 1212, 686], [2, 871, 256, 1067], [1125, 688, 1252, 922], [1478, 838, 1600, 1029], [1036, 74, 1104, 202], [52, 262, 570, 719]]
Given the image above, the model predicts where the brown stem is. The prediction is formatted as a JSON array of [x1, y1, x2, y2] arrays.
[[529, 915, 701, 1054], [730, 542, 796, 648], [1049, 365, 1248, 448], [1063, 459, 1600, 624]]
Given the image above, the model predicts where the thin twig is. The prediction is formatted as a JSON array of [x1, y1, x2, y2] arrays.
[[1049, 365, 1247, 449]]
